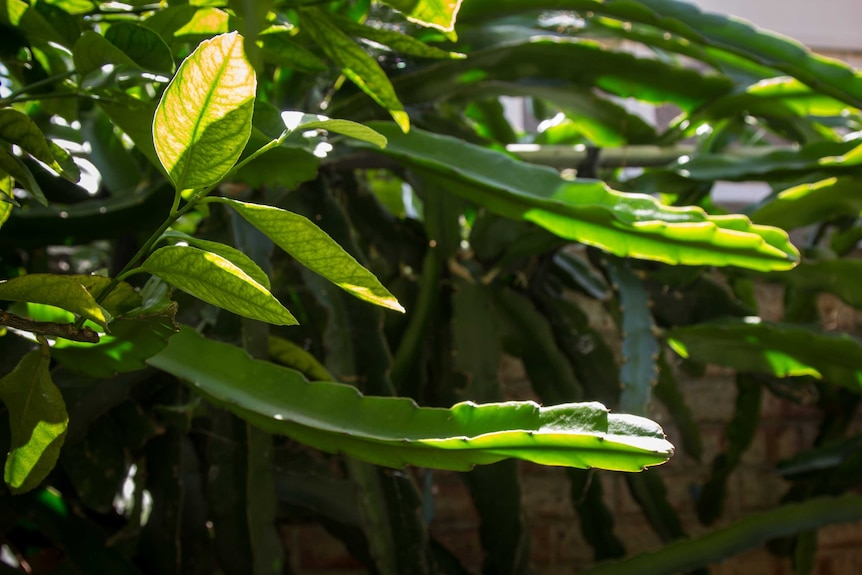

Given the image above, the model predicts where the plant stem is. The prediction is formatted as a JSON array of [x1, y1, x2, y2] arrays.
[[84, 131, 289, 322], [0, 70, 76, 104]]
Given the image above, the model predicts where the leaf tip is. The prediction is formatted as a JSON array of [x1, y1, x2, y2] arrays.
[[391, 110, 410, 133]]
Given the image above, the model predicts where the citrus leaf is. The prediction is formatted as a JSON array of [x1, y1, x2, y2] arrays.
[[160, 230, 271, 290], [667, 318, 862, 392], [257, 26, 328, 72], [153, 31, 256, 191], [73, 30, 140, 76], [105, 21, 174, 73], [144, 5, 230, 42], [231, 146, 319, 190], [0, 348, 68, 494], [149, 326, 674, 472], [215, 198, 403, 312], [359, 123, 799, 272], [334, 16, 464, 59], [282, 111, 387, 148], [0, 274, 107, 329], [70, 275, 141, 317], [380, 0, 461, 35], [140, 245, 297, 325], [298, 7, 409, 132], [0, 109, 63, 175], [0, 147, 45, 205]]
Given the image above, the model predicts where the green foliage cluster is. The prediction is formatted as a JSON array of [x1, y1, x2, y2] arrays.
[[0, 0, 859, 573]]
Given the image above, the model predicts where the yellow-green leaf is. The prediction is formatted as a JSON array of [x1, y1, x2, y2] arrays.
[[298, 7, 409, 132], [0, 348, 68, 494], [153, 31, 256, 191], [381, 0, 462, 36], [282, 111, 387, 148], [161, 230, 271, 289], [140, 245, 297, 325], [216, 198, 404, 313], [0, 274, 108, 329]]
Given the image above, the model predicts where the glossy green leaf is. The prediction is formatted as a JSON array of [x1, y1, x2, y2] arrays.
[[268, 335, 331, 382], [670, 140, 860, 182], [668, 318, 862, 392], [380, 0, 461, 34], [82, 108, 142, 196], [232, 146, 320, 190], [299, 7, 409, 132], [98, 98, 161, 172], [144, 5, 230, 42], [105, 21, 174, 73], [0, 0, 69, 45], [149, 327, 673, 472], [751, 177, 862, 230], [153, 31, 256, 191], [459, 0, 862, 109], [361, 123, 799, 272], [73, 30, 140, 75], [215, 197, 404, 313], [0, 147, 45, 205], [160, 230, 271, 290], [282, 111, 387, 148], [0, 274, 107, 329], [33, 1, 79, 47], [334, 16, 464, 59], [0, 109, 65, 178], [0, 348, 68, 493], [689, 77, 858, 126], [607, 258, 659, 416], [580, 495, 862, 575], [139, 245, 297, 325], [257, 26, 328, 72], [353, 38, 734, 116]]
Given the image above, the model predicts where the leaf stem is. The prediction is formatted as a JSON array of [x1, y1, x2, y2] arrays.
[[83, 131, 289, 324], [0, 70, 76, 104]]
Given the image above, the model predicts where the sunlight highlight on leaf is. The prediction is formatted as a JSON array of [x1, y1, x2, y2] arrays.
[[153, 31, 256, 191]]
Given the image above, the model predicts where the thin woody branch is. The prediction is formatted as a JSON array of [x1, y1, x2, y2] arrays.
[[0, 311, 100, 343]]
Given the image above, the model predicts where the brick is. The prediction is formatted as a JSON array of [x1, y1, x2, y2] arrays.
[[522, 471, 575, 520], [428, 471, 479, 526], [553, 520, 598, 564], [429, 526, 483, 573], [530, 521, 556, 565], [710, 547, 789, 575], [611, 515, 663, 556], [737, 469, 790, 511], [740, 424, 800, 467], [755, 283, 784, 322], [680, 376, 738, 423], [817, 519, 862, 549], [296, 524, 365, 571]]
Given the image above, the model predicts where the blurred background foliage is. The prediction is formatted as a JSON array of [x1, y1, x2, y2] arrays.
[[1, 0, 862, 573]]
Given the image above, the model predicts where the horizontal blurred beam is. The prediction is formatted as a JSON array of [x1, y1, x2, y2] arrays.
[[506, 144, 788, 169]]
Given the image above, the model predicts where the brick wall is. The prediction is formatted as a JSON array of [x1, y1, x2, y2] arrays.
[[277, 285, 862, 574]]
